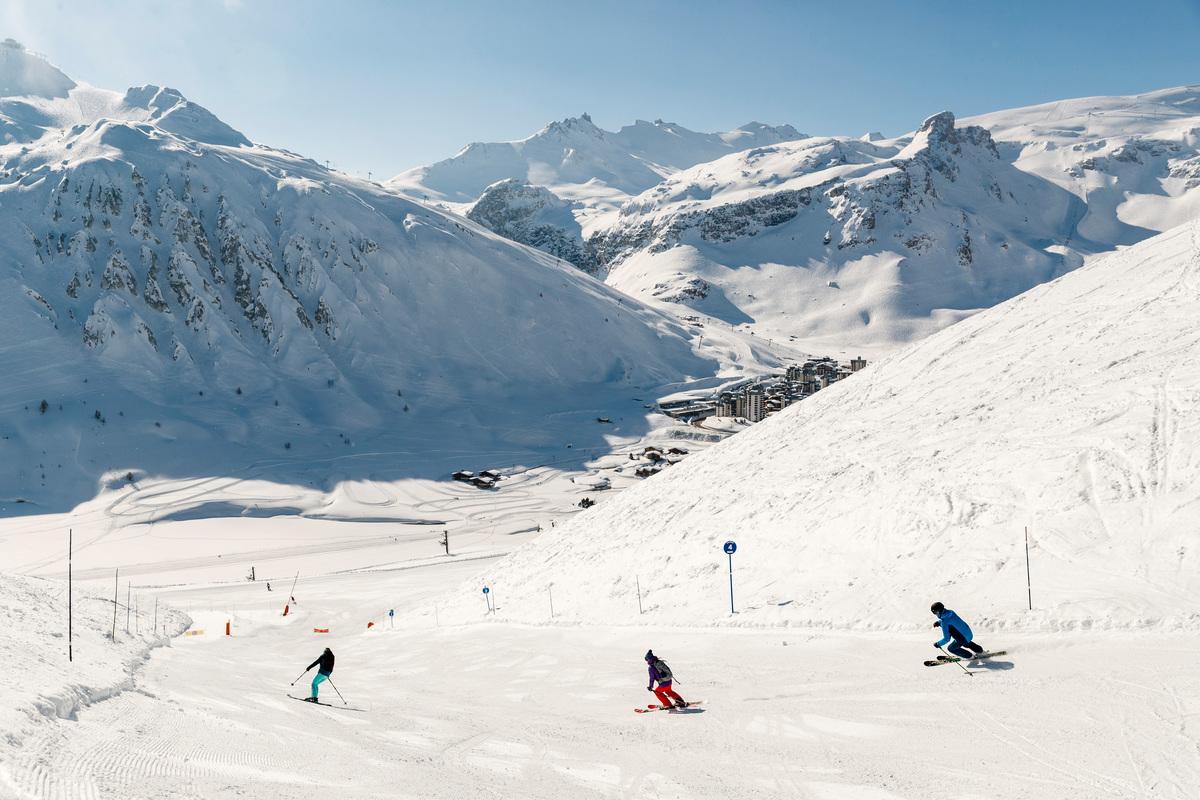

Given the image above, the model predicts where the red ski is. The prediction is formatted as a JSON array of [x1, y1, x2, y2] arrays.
[[634, 701, 703, 714]]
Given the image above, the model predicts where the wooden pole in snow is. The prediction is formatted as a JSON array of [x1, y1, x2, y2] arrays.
[[68, 529, 73, 662], [636, 576, 644, 615], [549, 587, 554, 619], [111, 568, 119, 642], [1024, 527, 1033, 611]]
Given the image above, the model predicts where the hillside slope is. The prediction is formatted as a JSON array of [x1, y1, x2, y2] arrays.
[[451, 221, 1200, 630], [966, 84, 1200, 241]]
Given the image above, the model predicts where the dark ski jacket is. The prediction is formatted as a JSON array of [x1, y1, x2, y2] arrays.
[[647, 658, 673, 689], [934, 609, 972, 647], [308, 650, 335, 675]]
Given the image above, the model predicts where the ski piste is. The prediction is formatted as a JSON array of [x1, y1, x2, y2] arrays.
[[635, 701, 703, 714], [286, 694, 368, 712], [923, 650, 1007, 667]]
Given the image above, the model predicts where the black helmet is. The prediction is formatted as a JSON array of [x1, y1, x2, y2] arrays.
[[930, 602, 944, 614], [644, 650, 655, 661]]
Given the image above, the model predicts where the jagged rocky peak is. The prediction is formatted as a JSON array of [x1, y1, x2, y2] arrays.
[[543, 112, 602, 137], [919, 110, 956, 137], [0, 39, 75, 98], [915, 110, 999, 156]]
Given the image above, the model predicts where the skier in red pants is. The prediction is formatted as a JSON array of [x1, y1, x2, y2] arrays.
[[645, 650, 687, 709]]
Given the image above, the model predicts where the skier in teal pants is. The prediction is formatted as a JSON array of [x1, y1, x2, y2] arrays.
[[300, 648, 335, 701]]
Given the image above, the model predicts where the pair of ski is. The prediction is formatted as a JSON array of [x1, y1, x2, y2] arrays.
[[922, 650, 1006, 667], [634, 701, 703, 714], [287, 694, 368, 712]]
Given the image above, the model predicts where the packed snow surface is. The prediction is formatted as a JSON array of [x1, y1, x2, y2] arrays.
[[456, 221, 1200, 630], [4, 561, 1198, 800]]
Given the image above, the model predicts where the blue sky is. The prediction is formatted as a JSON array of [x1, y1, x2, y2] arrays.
[[3, 0, 1198, 178]]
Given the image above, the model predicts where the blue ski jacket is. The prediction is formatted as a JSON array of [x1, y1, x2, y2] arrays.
[[934, 609, 972, 647]]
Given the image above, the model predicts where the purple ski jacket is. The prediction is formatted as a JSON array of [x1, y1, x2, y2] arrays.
[[647, 660, 672, 689]]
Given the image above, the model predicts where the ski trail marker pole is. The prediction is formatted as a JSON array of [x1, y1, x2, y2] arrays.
[[723, 540, 738, 614], [111, 568, 119, 642], [326, 677, 347, 705], [635, 575, 643, 615], [68, 529, 73, 662], [1024, 526, 1033, 611]]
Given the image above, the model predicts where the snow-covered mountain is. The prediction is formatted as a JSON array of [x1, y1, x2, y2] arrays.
[[0, 39, 247, 148], [964, 84, 1200, 242], [389, 114, 805, 205], [595, 111, 1083, 352], [402, 86, 1200, 357], [451, 219, 1200, 630], [0, 44, 723, 512], [589, 88, 1200, 354]]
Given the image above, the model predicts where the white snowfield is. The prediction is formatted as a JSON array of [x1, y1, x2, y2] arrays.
[[4, 564, 1199, 799], [6, 225, 1198, 800], [453, 220, 1200, 632]]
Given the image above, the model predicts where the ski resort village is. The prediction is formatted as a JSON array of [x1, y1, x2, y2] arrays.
[[1, 4, 1199, 799]]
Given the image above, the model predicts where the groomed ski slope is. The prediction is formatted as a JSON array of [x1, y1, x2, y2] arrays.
[[447, 220, 1200, 631], [5, 560, 1199, 800]]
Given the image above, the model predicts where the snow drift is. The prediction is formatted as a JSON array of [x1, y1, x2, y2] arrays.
[[451, 221, 1200, 631], [0, 571, 187, 792]]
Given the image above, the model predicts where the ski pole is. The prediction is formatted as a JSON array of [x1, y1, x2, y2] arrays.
[[290, 669, 309, 686], [938, 646, 973, 677], [326, 677, 348, 705]]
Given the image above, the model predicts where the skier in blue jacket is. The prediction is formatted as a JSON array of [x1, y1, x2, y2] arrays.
[[931, 602, 986, 659]]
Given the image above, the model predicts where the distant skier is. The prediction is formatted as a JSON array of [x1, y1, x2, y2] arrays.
[[298, 647, 335, 701], [931, 602, 985, 659], [645, 650, 687, 709]]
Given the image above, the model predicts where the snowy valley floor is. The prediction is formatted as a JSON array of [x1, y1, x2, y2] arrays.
[[5, 556, 1199, 800]]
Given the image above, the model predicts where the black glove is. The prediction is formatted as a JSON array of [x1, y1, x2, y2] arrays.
[[933, 643, 943, 649], [932, 621, 941, 628]]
